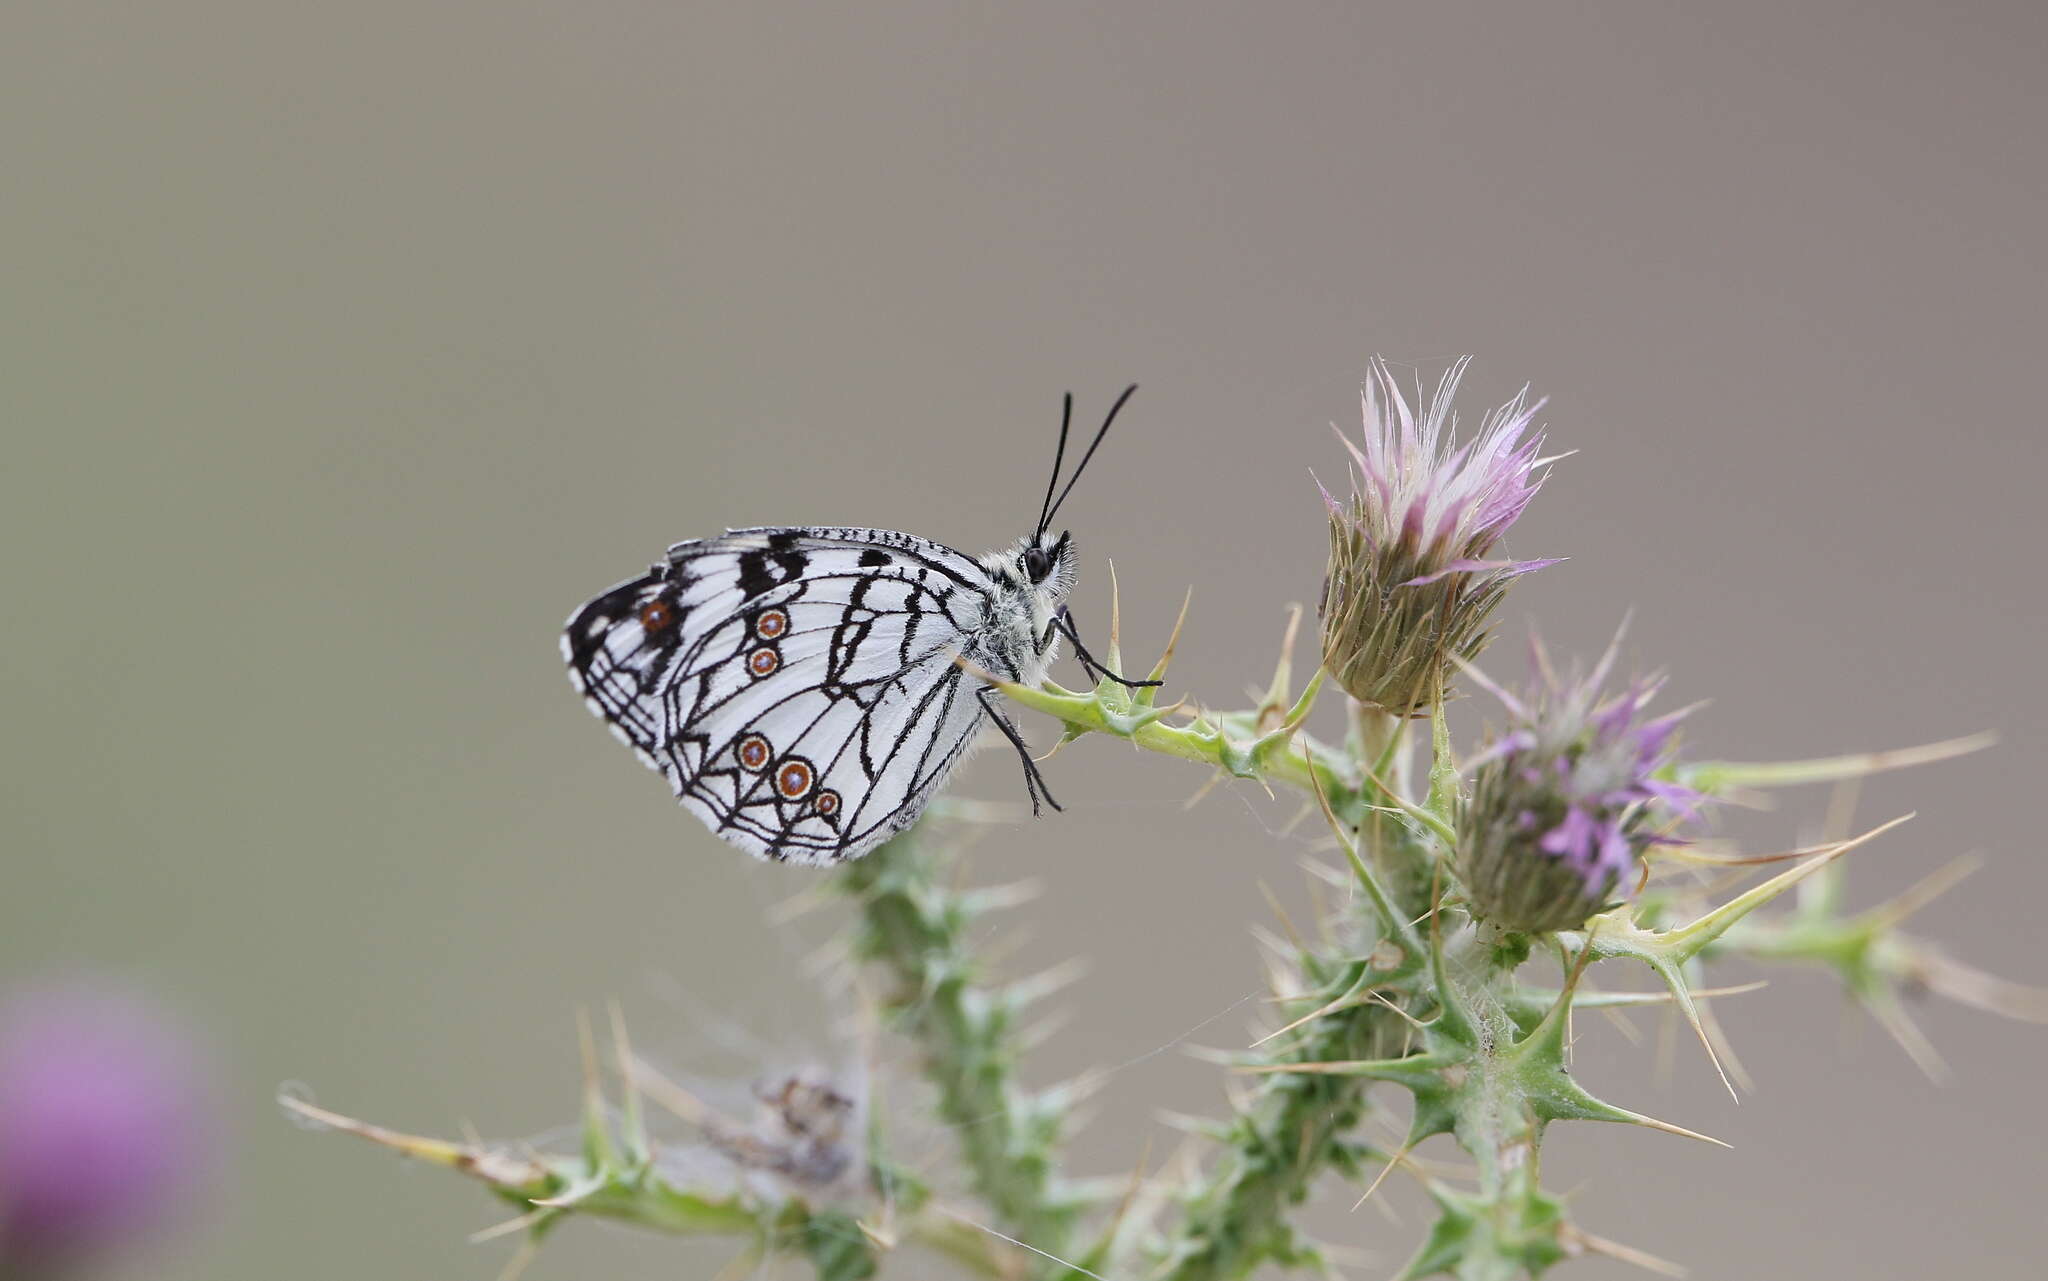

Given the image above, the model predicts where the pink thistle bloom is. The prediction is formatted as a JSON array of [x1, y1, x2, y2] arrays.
[[1319, 357, 1560, 715], [1340, 356, 1553, 578]]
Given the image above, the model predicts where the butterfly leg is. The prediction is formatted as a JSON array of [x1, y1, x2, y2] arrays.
[[1048, 608, 1164, 689], [976, 684, 1064, 815]]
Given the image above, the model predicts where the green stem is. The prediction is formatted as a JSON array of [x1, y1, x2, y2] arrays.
[[839, 828, 1077, 1274], [989, 677, 1365, 823], [982, 678, 1484, 1278], [1155, 957, 1411, 1281], [279, 1095, 973, 1279], [1156, 818, 1437, 1281]]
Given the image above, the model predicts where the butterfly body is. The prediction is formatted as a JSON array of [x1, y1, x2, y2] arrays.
[[562, 387, 1138, 866], [969, 533, 1078, 683]]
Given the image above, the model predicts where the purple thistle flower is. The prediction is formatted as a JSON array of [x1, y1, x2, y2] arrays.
[[1454, 627, 1703, 934], [1319, 357, 1561, 715], [0, 981, 213, 1271], [1341, 357, 1551, 572]]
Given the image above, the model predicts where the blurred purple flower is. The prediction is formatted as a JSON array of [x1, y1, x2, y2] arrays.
[[1455, 628, 1702, 933], [1319, 357, 1560, 714], [0, 982, 212, 1270]]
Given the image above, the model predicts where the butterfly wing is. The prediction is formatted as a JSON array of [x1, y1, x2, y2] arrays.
[[563, 527, 999, 864]]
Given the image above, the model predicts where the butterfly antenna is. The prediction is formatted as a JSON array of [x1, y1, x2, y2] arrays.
[[1035, 392, 1075, 541], [1043, 384, 1138, 530]]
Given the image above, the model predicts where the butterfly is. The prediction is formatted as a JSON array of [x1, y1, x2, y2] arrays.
[[562, 387, 1154, 865]]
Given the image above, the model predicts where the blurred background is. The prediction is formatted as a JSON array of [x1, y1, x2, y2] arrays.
[[4, 3, 2045, 1277]]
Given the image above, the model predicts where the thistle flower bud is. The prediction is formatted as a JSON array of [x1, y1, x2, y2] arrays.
[[1318, 357, 1558, 715], [1455, 636, 1700, 934]]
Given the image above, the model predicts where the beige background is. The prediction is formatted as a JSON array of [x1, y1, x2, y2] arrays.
[[5, 3, 2045, 1278]]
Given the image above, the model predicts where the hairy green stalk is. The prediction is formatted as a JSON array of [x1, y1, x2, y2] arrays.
[[1155, 893, 1419, 1280], [272, 1090, 962, 1281], [1008, 660, 1454, 1280], [840, 827, 1081, 1269]]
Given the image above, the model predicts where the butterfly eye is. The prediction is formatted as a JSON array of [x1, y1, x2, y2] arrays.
[[1023, 546, 1052, 583]]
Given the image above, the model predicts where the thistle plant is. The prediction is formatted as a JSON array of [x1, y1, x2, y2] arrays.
[[291, 359, 2042, 1280]]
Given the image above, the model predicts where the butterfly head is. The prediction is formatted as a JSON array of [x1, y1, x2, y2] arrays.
[[1005, 528, 1078, 604]]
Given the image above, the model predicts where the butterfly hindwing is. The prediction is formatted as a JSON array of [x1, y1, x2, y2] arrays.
[[564, 527, 1000, 864]]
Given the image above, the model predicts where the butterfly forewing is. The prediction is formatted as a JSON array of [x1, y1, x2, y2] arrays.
[[564, 527, 999, 864]]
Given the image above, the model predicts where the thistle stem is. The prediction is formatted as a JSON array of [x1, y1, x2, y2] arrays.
[[1155, 962, 1410, 1281], [840, 828, 1077, 1274], [1154, 814, 1434, 1280]]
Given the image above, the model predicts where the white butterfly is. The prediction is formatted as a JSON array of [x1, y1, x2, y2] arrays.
[[562, 388, 1151, 865]]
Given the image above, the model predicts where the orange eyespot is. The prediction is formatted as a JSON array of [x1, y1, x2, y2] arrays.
[[639, 600, 676, 632], [747, 647, 780, 677], [754, 609, 789, 639], [815, 790, 840, 816], [776, 759, 814, 799], [737, 735, 771, 771]]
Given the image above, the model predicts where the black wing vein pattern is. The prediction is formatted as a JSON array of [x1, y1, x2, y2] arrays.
[[563, 527, 996, 864]]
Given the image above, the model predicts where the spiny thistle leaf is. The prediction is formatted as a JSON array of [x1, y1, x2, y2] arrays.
[[1677, 732, 1994, 796]]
